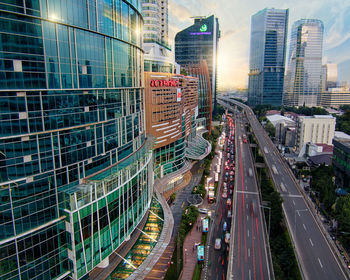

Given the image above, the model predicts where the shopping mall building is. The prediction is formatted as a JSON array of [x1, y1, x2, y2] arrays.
[[0, 1, 153, 280]]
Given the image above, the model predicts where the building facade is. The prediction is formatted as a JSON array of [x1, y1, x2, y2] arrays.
[[322, 63, 338, 91], [283, 19, 324, 107], [295, 115, 336, 151], [0, 1, 153, 280], [175, 15, 220, 113], [319, 87, 350, 107], [247, 8, 289, 106], [333, 138, 350, 190], [182, 60, 212, 133], [142, 0, 176, 74], [144, 72, 198, 178]]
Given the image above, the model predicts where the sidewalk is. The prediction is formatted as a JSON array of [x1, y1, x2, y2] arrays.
[[180, 214, 205, 280]]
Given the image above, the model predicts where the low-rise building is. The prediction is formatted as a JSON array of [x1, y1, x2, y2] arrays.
[[333, 134, 350, 190], [319, 87, 350, 108], [295, 115, 336, 151]]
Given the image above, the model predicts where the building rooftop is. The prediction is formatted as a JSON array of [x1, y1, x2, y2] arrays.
[[334, 131, 350, 140], [266, 114, 295, 126]]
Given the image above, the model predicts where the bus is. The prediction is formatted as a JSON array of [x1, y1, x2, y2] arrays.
[[197, 245, 205, 261]]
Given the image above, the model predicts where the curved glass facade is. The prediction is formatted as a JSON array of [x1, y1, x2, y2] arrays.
[[0, 1, 153, 279]]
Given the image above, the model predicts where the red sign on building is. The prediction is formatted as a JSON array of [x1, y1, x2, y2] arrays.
[[150, 79, 179, 87]]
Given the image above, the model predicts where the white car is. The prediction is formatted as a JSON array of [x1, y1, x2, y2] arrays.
[[222, 191, 227, 198], [215, 238, 222, 250], [227, 210, 232, 218], [225, 233, 230, 244]]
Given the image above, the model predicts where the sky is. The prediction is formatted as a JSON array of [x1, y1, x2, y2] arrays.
[[168, 0, 350, 91]]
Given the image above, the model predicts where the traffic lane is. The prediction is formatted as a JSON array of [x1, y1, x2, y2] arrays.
[[283, 196, 347, 280]]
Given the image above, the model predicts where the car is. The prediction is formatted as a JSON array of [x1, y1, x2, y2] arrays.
[[227, 210, 232, 218], [303, 177, 307, 182], [248, 168, 253, 177], [225, 171, 229, 177], [215, 238, 222, 250], [223, 222, 227, 231], [229, 189, 233, 195], [222, 191, 227, 198], [225, 233, 230, 244], [199, 208, 208, 214]]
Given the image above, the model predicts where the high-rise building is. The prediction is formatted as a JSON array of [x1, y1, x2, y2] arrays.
[[322, 63, 338, 91], [247, 8, 289, 106], [142, 0, 176, 73], [182, 60, 212, 133], [0, 1, 153, 280], [175, 15, 220, 113], [283, 19, 324, 107]]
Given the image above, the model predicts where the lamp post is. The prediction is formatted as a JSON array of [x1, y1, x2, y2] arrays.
[[261, 201, 271, 238], [294, 209, 308, 237]]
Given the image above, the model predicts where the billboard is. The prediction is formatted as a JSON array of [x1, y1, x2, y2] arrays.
[[177, 88, 181, 102], [202, 218, 209, 233], [197, 245, 204, 261]]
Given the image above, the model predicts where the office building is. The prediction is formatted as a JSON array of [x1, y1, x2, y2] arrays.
[[247, 8, 289, 106], [182, 60, 212, 133], [0, 1, 153, 280], [175, 15, 220, 112], [283, 19, 324, 107], [295, 115, 336, 151], [319, 87, 350, 107]]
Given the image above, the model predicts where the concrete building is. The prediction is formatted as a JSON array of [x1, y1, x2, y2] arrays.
[[144, 72, 211, 182], [333, 136, 350, 190], [266, 114, 296, 146], [295, 115, 336, 151], [319, 87, 350, 108]]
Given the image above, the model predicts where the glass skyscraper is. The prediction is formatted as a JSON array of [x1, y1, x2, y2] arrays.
[[283, 19, 324, 107], [175, 15, 220, 113], [0, 1, 153, 280], [247, 8, 288, 106]]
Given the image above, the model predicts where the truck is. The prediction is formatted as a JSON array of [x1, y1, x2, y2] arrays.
[[208, 183, 215, 203], [216, 164, 220, 173], [214, 172, 219, 182]]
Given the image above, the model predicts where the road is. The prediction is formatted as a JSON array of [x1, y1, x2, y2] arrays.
[[219, 97, 349, 280], [204, 123, 231, 280], [228, 113, 271, 280]]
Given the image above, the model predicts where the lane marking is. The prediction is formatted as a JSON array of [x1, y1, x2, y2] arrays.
[[292, 200, 295, 206], [181, 202, 185, 208], [297, 211, 301, 217], [247, 215, 249, 221], [303, 224, 306, 231], [310, 238, 314, 247], [318, 258, 323, 268], [248, 230, 250, 237], [248, 248, 250, 257], [280, 194, 303, 198], [236, 190, 259, 195]]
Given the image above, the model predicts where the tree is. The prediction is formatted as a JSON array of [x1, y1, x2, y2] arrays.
[[335, 196, 350, 250]]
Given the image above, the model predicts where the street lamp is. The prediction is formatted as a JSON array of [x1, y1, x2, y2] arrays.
[[294, 209, 308, 237], [261, 201, 271, 237]]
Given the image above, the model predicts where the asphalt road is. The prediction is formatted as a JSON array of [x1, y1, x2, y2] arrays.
[[229, 113, 271, 280], [204, 124, 231, 280], [219, 97, 349, 280]]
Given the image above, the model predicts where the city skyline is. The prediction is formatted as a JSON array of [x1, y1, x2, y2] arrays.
[[168, 0, 350, 90]]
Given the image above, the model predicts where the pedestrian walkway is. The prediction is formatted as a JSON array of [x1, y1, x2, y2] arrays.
[[180, 215, 206, 280]]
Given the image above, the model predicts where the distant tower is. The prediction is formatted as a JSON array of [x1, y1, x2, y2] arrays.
[[283, 19, 324, 107], [247, 8, 289, 106], [175, 15, 220, 113], [322, 63, 338, 91]]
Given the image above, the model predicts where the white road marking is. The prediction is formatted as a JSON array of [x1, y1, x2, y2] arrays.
[[249, 269, 251, 280], [247, 215, 249, 221], [246, 204, 248, 209], [303, 224, 306, 231], [297, 211, 301, 217], [248, 230, 250, 237], [292, 200, 295, 206], [248, 248, 250, 257], [310, 238, 314, 246], [318, 258, 323, 268]]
